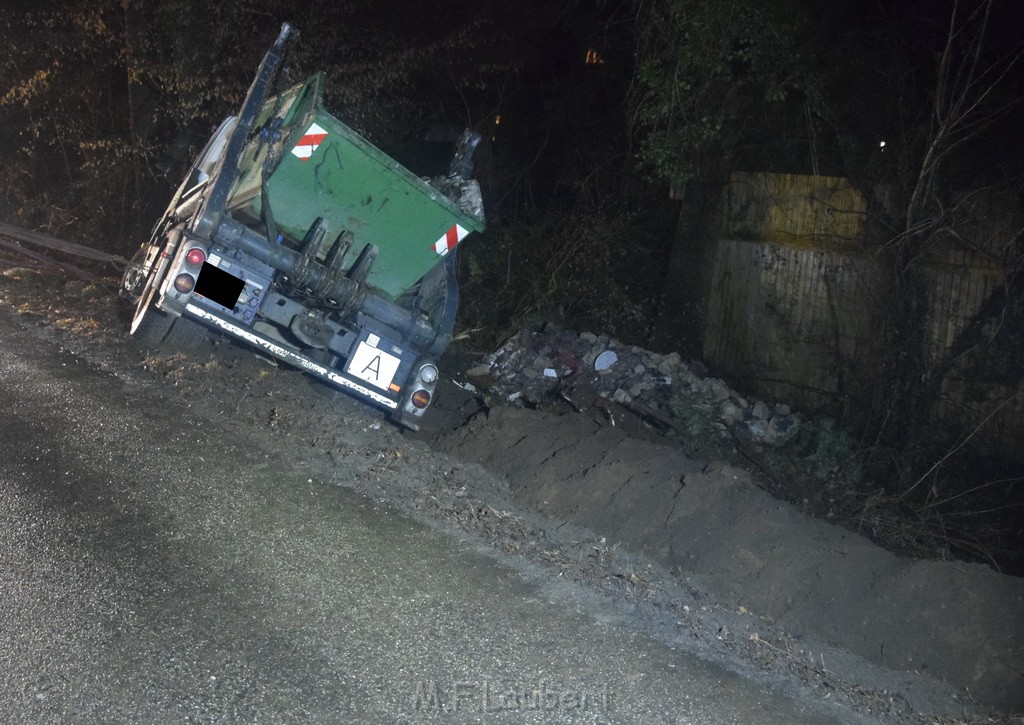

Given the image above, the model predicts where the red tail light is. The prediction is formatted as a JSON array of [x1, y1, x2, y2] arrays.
[[185, 248, 206, 267], [411, 390, 431, 409]]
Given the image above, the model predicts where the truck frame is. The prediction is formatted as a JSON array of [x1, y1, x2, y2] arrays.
[[121, 23, 485, 429]]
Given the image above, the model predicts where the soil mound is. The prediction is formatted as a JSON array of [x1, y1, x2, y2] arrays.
[[437, 406, 1024, 710]]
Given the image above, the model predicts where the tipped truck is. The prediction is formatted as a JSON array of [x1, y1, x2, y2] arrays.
[[121, 24, 485, 429]]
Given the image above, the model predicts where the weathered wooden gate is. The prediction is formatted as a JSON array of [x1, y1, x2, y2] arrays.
[[700, 172, 1023, 459]]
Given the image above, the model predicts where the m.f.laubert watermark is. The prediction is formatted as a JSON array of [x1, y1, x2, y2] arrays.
[[412, 680, 615, 714]]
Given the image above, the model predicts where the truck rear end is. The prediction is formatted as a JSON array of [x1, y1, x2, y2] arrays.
[[121, 24, 484, 429]]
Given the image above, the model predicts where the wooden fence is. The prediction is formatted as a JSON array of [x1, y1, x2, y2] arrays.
[[701, 172, 1023, 459]]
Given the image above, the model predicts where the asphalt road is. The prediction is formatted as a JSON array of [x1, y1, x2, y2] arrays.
[[0, 310, 854, 724]]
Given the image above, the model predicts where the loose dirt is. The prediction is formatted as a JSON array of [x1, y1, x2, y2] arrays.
[[2, 266, 1021, 722], [432, 405, 1024, 711]]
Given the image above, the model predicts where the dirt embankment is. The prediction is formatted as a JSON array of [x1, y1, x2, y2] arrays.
[[2, 267, 1021, 718], [435, 407, 1024, 711]]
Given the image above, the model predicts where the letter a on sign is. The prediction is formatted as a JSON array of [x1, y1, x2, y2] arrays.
[[361, 354, 382, 380], [348, 340, 402, 391]]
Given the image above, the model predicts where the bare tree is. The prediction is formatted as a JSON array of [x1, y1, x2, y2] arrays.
[[879, 0, 1024, 480]]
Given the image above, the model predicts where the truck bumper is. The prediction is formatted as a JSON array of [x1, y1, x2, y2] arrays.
[[184, 303, 399, 411]]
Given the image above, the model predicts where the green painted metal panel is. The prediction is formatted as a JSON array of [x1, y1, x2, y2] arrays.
[[227, 74, 484, 300]]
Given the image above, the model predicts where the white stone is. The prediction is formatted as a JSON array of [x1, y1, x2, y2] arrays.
[[594, 350, 618, 371]]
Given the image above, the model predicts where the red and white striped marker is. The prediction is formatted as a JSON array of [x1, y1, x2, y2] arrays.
[[291, 123, 328, 162], [432, 224, 469, 256]]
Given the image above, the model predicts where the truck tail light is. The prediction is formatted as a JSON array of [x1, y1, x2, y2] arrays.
[[174, 273, 196, 294], [411, 390, 431, 409], [185, 247, 206, 267], [419, 363, 438, 384]]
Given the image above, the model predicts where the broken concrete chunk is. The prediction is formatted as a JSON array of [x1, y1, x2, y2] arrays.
[[719, 401, 744, 426], [580, 331, 598, 344], [656, 352, 682, 374], [543, 368, 558, 379], [775, 403, 791, 416], [629, 381, 656, 398], [752, 400, 770, 420], [612, 388, 632, 404], [744, 418, 768, 439], [764, 415, 800, 446], [702, 378, 731, 403], [677, 367, 701, 386]]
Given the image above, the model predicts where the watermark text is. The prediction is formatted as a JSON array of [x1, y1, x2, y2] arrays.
[[412, 680, 615, 714]]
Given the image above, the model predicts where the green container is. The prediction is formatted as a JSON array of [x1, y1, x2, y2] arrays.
[[227, 74, 484, 300]]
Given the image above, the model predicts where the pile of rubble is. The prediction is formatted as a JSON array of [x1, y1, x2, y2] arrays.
[[463, 328, 801, 448]]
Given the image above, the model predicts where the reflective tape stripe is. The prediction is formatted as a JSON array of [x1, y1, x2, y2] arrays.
[[291, 122, 328, 161], [432, 224, 469, 255], [184, 304, 398, 409]]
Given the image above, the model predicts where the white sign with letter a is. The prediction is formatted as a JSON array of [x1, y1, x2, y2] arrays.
[[348, 340, 401, 390]]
